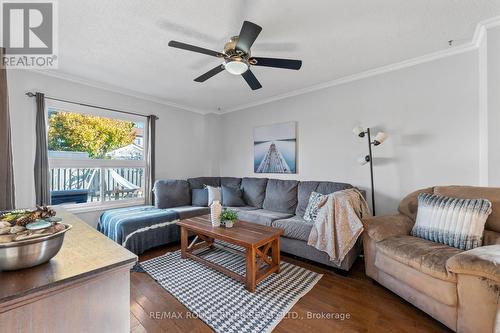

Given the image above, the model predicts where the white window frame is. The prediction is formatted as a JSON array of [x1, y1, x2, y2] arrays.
[[46, 99, 148, 213]]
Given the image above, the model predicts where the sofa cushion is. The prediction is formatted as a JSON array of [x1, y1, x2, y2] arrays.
[[187, 177, 220, 189], [272, 215, 313, 241], [241, 177, 268, 208], [236, 209, 293, 227], [375, 252, 458, 306], [263, 179, 299, 214], [229, 206, 259, 213], [295, 181, 352, 216], [153, 180, 191, 209], [191, 188, 208, 207], [376, 235, 462, 282], [229, 206, 259, 212], [170, 206, 209, 219], [315, 181, 353, 195], [220, 177, 242, 189], [434, 186, 500, 233], [295, 181, 320, 216], [221, 185, 245, 207]]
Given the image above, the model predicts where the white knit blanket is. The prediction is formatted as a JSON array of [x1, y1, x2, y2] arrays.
[[307, 188, 371, 264]]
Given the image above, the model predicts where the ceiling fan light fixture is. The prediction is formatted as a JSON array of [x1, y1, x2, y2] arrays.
[[167, 20, 302, 90], [224, 59, 249, 75]]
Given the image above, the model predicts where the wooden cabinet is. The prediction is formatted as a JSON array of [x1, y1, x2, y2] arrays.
[[0, 209, 137, 333]]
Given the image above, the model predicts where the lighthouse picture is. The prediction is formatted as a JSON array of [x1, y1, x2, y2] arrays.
[[254, 122, 296, 174]]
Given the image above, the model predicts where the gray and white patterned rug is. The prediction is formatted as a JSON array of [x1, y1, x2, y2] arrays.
[[140, 245, 323, 333]]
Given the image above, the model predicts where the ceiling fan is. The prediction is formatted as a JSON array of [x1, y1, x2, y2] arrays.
[[168, 21, 302, 90]]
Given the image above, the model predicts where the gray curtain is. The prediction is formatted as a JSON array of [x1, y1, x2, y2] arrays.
[[145, 115, 156, 205], [0, 48, 15, 210], [34, 92, 50, 206]]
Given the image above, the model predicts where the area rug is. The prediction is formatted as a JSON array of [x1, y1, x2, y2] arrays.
[[140, 245, 323, 333]]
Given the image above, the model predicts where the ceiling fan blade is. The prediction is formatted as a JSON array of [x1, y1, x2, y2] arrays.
[[168, 40, 224, 58], [235, 21, 262, 54], [242, 70, 262, 90], [194, 64, 225, 82], [251, 57, 302, 70]]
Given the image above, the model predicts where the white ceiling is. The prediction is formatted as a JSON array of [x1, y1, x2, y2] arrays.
[[51, 0, 500, 113]]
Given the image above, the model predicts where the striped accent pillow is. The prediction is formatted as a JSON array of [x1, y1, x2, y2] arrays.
[[411, 193, 492, 250]]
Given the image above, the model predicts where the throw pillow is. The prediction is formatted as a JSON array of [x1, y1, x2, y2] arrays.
[[192, 188, 208, 207], [221, 185, 245, 207], [303, 192, 327, 222], [206, 185, 221, 206], [412, 193, 492, 250]]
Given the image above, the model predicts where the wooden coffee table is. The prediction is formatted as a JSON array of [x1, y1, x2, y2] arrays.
[[177, 215, 284, 292]]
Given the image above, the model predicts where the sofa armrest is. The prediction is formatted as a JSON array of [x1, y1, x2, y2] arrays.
[[362, 214, 414, 242], [446, 245, 500, 284]]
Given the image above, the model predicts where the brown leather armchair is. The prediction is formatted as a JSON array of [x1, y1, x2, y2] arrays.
[[362, 186, 500, 333]]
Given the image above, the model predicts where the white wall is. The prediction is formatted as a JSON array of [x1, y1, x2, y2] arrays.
[[7, 70, 216, 224], [219, 51, 480, 215], [202, 113, 222, 177], [488, 26, 500, 186]]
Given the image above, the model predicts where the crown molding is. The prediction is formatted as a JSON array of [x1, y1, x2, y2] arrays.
[[28, 15, 500, 116], [29, 69, 211, 115], [481, 15, 500, 30], [221, 15, 500, 114]]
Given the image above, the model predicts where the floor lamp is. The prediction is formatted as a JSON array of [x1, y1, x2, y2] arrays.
[[353, 126, 388, 216]]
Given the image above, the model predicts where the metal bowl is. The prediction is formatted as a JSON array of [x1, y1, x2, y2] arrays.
[[0, 224, 72, 271]]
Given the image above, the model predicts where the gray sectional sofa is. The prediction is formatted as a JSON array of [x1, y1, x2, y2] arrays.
[[153, 176, 362, 271]]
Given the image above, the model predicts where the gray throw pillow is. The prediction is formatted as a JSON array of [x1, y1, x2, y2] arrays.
[[192, 188, 208, 207], [221, 185, 245, 207]]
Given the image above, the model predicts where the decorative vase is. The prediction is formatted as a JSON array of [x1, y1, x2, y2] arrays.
[[210, 200, 222, 227], [225, 220, 234, 228]]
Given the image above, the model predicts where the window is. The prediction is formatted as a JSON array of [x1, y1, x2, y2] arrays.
[[47, 100, 147, 210]]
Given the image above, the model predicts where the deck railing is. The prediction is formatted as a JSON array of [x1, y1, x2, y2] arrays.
[[50, 167, 144, 202]]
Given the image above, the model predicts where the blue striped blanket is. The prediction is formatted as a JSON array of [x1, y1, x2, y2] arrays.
[[98, 206, 180, 255]]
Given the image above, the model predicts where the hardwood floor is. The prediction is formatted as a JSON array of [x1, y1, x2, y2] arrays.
[[130, 244, 452, 333]]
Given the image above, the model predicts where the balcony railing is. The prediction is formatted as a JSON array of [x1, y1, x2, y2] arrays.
[[50, 167, 144, 204]]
